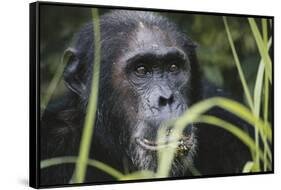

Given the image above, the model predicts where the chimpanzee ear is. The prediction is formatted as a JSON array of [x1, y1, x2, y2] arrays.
[[63, 48, 86, 96]]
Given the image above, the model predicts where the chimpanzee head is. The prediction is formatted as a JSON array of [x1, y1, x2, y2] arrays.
[[63, 10, 200, 175]]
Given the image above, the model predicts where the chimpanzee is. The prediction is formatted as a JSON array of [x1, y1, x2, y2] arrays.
[[40, 10, 250, 186]]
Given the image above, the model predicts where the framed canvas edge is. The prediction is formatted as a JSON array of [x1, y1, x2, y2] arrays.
[[29, 1, 275, 189], [30, 2, 40, 189]]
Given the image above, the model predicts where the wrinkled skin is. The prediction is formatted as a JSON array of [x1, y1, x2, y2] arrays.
[[111, 23, 197, 171]]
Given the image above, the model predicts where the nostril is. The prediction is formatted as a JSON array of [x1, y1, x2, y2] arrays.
[[158, 95, 174, 107], [168, 95, 174, 104], [159, 96, 167, 106]]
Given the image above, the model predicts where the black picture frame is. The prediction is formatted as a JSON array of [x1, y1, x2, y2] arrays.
[[30, 1, 274, 188]]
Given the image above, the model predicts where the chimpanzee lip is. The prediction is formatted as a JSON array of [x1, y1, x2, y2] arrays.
[[135, 135, 193, 152]]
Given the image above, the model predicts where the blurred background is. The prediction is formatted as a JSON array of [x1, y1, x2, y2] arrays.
[[40, 4, 264, 105]]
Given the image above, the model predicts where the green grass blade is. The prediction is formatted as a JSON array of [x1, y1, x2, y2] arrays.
[[254, 60, 265, 118], [120, 171, 155, 180], [73, 8, 101, 183], [242, 161, 254, 173], [248, 18, 272, 83], [253, 20, 272, 171], [87, 159, 125, 179], [262, 18, 269, 171], [197, 115, 265, 162], [40, 50, 71, 115], [254, 37, 272, 114], [156, 97, 270, 176], [253, 55, 265, 170], [179, 98, 268, 136], [41, 157, 77, 169], [223, 16, 254, 111], [262, 19, 268, 45], [41, 157, 124, 179]]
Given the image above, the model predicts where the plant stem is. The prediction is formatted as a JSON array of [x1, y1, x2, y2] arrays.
[[223, 17, 254, 111], [73, 8, 101, 183], [262, 18, 269, 171]]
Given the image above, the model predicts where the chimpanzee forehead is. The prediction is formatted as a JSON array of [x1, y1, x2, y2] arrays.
[[129, 22, 177, 50]]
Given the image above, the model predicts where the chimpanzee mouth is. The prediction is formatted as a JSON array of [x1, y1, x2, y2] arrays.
[[135, 134, 193, 154]]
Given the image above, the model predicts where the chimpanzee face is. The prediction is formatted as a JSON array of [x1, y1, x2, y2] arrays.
[[62, 11, 198, 174], [110, 22, 195, 171]]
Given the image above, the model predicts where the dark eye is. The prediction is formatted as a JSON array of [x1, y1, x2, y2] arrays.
[[135, 65, 147, 76], [169, 64, 179, 72]]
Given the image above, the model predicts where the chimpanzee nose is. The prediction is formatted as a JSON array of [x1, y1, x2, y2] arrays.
[[158, 94, 174, 107]]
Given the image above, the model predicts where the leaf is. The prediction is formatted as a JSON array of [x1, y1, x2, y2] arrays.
[[73, 8, 101, 183], [41, 157, 124, 179], [242, 161, 254, 173], [120, 171, 155, 180], [248, 18, 272, 83], [156, 97, 270, 177], [223, 16, 254, 111]]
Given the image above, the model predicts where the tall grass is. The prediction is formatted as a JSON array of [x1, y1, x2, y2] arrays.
[[40, 13, 272, 182], [71, 8, 101, 183]]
